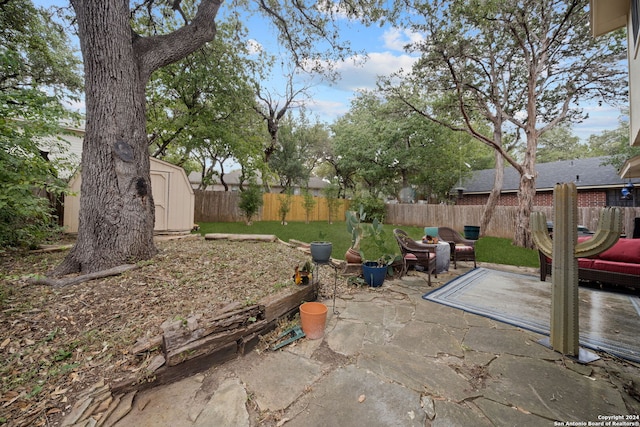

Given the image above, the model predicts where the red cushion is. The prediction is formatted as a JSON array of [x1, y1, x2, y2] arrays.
[[598, 238, 640, 264], [405, 254, 418, 260], [578, 258, 595, 269], [455, 245, 474, 253], [591, 259, 640, 276]]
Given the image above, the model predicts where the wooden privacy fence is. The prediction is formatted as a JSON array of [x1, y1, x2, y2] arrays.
[[194, 191, 350, 223], [385, 204, 640, 238], [195, 191, 640, 237]]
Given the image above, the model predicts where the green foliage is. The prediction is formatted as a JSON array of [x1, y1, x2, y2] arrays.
[[0, 0, 82, 249], [278, 189, 293, 225], [139, 12, 265, 180], [360, 219, 401, 267], [301, 189, 317, 224], [330, 91, 470, 202], [587, 113, 640, 170], [238, 182, 263, 225], [351, 195, 386, 223], [534, 124, 585, 163], [345, 206, 367, 250], [322, 181, 342, 224], [269, 112, 328, 192]]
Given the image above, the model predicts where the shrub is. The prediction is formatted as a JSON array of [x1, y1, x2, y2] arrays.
[[351, 195, 386, 223], [238, 182, 263, 225]]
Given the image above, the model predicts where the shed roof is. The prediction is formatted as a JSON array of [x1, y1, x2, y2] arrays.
[[460, 156, 640, 194]]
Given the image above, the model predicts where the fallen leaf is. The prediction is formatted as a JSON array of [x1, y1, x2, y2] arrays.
[[358, 394, 366, 403], [1, 338, 10, 349], [51, 387, 68, 396]]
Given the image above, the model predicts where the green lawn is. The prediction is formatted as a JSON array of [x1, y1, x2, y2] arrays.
[[196, 221, 540, 268]]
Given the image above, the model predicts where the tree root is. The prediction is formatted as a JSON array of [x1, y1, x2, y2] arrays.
[[29, 264, 140, 287]]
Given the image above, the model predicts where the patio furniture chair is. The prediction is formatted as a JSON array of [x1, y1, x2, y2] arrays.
[[437, 227, 477, 269], [393, 229, 437, 285]]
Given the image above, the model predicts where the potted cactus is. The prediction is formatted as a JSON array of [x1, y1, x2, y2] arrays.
[[345, 206, 366, 264], [360, 217, 401, 287]]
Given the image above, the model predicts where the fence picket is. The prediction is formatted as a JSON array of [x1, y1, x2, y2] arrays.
[[194, 191, 640, 237]]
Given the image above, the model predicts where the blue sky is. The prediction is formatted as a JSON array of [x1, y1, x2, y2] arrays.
[[34, 0, 624, 142]]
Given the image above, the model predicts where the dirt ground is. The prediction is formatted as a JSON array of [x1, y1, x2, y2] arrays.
[[0, 236, 350, 427]]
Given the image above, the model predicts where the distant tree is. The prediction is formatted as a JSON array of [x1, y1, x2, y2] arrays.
[[388, 0, 627, 247], [301, 189, 317, 224], [535, 124, 584, 163], [141, 15, 264, 188], [322, 182, 342, 224], [254, 72, 310, 163], [278, 188, 293, 225], [0, 0, 82, 248], [269, 112, 329, 192], [586, 113, 640, 169], [331, 91, 471, 202], [238, 181, 263, 225]]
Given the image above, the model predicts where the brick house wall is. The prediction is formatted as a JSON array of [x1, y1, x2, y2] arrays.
[[455, 189, 608, 207]]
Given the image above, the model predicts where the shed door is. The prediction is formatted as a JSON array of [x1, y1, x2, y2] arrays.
[[151, 171, 169, 231]]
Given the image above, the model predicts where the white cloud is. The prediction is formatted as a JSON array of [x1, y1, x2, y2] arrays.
[[382, 28, 424, 52], [247, 39, 263, 55], [328, 51, 419, 92], [306, 97, 350, 121]]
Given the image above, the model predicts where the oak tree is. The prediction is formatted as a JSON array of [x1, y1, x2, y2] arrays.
[[55, 0, 381, 275]]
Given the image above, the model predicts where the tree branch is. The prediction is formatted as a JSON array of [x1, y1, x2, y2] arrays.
[[29, 264, 140, 287], [133, 0, 223, 80]]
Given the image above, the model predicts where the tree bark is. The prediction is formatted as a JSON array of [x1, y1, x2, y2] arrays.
[[55, 0, 221, 276], [480, 150, 504, 236]]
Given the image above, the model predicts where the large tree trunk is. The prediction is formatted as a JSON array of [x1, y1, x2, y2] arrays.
[[55, 1, 154, 276], [513, 131, 538, 249], [480, 151, 504, 236], [55, 0, 220, 276]]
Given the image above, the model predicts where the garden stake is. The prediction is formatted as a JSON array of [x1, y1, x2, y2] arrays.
[[271, 325, 305, 350]]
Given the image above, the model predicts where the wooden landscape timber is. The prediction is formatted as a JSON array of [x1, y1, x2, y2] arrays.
[[204, 233, 278, 242], [111, 281, 319, 395]]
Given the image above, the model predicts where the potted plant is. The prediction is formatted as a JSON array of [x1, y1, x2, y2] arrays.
[[360, 218, 401, 287], [310, 232, 332, 263], [293, 260, 313, 285], [345, 206, 367, 264]]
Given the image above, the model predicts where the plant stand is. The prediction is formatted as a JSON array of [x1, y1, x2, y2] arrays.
[[313, 260, 340, 314]]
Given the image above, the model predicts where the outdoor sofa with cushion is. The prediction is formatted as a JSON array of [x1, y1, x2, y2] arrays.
[[539, 236, 640, 290]]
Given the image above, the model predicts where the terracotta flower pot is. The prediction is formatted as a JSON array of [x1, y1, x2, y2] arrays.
[[299, 302, 328, 340], [345, 248, 362, 264]]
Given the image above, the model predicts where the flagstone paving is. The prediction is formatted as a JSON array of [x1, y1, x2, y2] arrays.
[[63, 264, 640, 427]]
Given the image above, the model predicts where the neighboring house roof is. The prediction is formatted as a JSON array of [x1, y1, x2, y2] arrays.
[[461, 157, 640, 194], [188, 169, 328, 190]]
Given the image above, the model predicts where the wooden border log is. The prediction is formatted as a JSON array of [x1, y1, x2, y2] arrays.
[[260, 283, 318, 323], [113, 341, 238, 395], [165, 318, 269, 366], [162, 305, 264, 351], [204, 233, 277, 242]]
